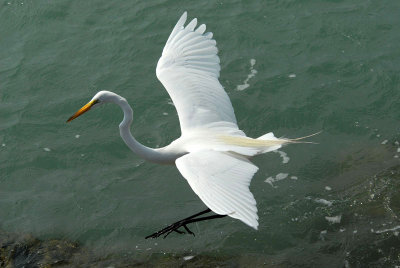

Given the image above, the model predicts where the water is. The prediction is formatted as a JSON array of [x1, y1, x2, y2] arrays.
[[1, 0, 400, 266]]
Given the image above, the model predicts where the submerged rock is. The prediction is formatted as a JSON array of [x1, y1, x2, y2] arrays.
[[0, 231, 80, 267], [0, 229, 236, 267]]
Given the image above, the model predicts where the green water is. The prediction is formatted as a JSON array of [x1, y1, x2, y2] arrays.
[[1, 0, 400, 266]]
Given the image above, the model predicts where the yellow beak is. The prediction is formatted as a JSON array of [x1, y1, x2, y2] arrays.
[[67, 100, 97, 122]]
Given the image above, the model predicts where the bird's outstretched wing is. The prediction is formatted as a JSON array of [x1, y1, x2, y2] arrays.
[[176, 150, 259, 229], [156, 12, 239, 135]]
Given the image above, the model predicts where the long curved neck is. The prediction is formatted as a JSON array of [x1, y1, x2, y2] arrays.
[[115, 95, 174, 164]]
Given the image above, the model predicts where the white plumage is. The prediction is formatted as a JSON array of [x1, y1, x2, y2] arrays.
[[156, 12, 283, 229], [67, 12, 312, 231], [156, 12, 236, 133], [176, 151, 259, 229]]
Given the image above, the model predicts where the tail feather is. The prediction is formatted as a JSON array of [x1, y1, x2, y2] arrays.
[[283, 131, 322, 144], [256, 132, 283, 153], [255, 131, 321, 153], [218, 131, 321, 156], [257, 132, 277, 140]]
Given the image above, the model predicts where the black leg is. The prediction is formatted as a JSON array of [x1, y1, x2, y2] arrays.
[[145, 209, 227, 239]]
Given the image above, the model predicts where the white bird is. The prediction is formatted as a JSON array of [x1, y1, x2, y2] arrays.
[[67, 12, 317, 238]]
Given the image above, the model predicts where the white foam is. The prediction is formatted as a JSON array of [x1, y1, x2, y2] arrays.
[[1, 143, 5, 147], [397, 148, 400, 153], [236, 59, 257, 91], [290, 176, 298, 180], [325, 215, 341, 224], [167, 99, 174, 106], [276, 173, 288, 180], [275, 150, 290, 164], [265, 173, 288, 187], [320, 230, 327, 241], [288, 74, 296, 78], [43, 148, 51, 152], [325, 186, 332, 191], [264, 178, 275, 187], [375, 225, 400, 234], [183, 256, 194, 261], [75, 134, 80, 138], [381, 140, 388, 145], [162, 112, 168, 115], [315, 198, 333, 206]]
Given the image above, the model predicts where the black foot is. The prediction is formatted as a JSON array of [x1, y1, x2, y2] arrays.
[[145, 209, 227, 239], [145, 218, 196, 239]]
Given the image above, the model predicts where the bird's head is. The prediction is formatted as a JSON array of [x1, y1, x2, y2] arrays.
[[67, 91, 118, 122]]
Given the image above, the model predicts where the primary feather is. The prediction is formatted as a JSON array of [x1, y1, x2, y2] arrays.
[[156, 12, 237, 135]]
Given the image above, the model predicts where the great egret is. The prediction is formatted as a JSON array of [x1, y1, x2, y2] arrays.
[[67, 12, 317, 238]]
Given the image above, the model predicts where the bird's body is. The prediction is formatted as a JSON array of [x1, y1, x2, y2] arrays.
[[68, 12, 315, 233], [96, 91, 285, 166]]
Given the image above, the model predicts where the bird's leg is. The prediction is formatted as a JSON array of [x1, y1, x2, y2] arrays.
[[170, 214, 228, 237], [145, 208, 211, 239], [145, 209, 227, 239]]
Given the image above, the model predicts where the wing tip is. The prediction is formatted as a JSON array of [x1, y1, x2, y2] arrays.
[[236, 211, 259, 230], [220, 210, 260, 230], [182, 11, 187, 20], [177, 11, 188, 27], [252, 219, 259, 230], [247, 217, 259, 230]]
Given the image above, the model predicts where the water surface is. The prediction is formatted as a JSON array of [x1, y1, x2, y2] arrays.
[[1, 0, 400, 266]]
